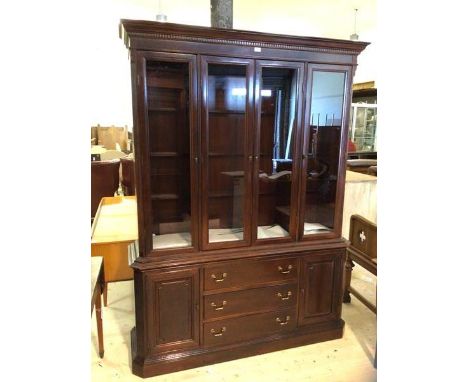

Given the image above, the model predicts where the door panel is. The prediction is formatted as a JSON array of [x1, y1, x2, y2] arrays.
[[136, 52, 199, 254], [299, 252, 344, 325], [200, 56, 254, 249], [253, 60, 305, 243], [145, 267, 200, 353], [299, 65, 352, 240]]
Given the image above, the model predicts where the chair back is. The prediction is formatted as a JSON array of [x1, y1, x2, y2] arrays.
[[91, 160, 120, 218], [120, 156, 135, 196]]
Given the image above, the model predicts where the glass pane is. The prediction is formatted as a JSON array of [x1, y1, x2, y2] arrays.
[[207, 64, 247, 243], [304, 71, 346, 235], [256, 67, 298, 240], [350, 105, 377, 152], [146, 61, 192, 249]]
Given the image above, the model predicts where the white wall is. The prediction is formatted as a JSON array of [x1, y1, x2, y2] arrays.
[[90, 0, 376, 130]]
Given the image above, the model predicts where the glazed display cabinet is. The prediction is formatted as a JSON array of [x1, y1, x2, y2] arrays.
[[120, 19, 368, 378], [349, 103, 378, 152]]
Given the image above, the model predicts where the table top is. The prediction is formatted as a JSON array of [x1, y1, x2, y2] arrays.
[[345, 170, 377, 183], [91, 256, 103, 295], [91, 196, 138, 244]]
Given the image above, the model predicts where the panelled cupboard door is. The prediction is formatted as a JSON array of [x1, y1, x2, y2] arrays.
[[135, 52, 199, 256], [252, 60, 305, 244], [299, 64, 353, 241], [200, 56, 255, 250], [299, 252, 344, 325], [144, 267, 200, 354]]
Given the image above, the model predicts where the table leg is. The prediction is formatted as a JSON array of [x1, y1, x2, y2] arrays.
[[103, 282, 108, 307], [343, 254, 354, 303], [95, 290, 104, 358]]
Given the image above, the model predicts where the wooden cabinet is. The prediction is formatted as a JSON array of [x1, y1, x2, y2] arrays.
[[121, 19, 368, 378], [299, 251, 345, 326], [144, 267, 200, 354]]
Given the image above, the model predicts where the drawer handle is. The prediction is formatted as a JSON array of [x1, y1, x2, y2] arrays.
[[211, 272, 227, 282], [276, 316, 291, 326], [277, 291, 292, 300], [210, 300, 227, 310], [210, 326, 227, 337], [278, 265, 293, 274]]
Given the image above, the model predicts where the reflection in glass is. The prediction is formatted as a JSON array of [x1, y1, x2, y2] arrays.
[[146, 61, 192, 249], [304, 71, 346, 235], [207, 64, 247, 243], [256, 67, 298, 240]]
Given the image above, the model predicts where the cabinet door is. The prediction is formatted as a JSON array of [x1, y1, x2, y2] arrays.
[[200, 56, 254, 249], [299, 252, 344, 325], [299, 65, 352, 240], [145, 267, 200, 353], [252, 60, 305, 244], [135, 52, 199, 255]]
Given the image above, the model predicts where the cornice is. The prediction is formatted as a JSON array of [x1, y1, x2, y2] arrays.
[[120, 19, 369, 56]]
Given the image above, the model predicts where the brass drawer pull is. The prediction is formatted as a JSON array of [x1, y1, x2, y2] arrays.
[[276, 316, 291, 326], [210, 327, 227, 337], [211, 272, 227, 282], [210, 300, 227, 310], [277, 291, 292, 300], [278, 265, 293, 274]]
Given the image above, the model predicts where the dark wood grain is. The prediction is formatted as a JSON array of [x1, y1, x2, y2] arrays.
[[122, 19, 367, 378]]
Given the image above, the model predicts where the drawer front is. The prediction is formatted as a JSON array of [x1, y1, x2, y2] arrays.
[[204, 256, 298, 291], [203, 308, 297, 347], [204, 283, 297, 320]]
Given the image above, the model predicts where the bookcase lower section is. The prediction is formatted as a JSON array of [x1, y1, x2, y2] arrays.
[[131, 319, 344, 378]]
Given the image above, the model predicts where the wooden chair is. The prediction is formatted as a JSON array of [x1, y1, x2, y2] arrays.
[[343, 214, 377, 313], [120, 156, 135, 196], [91, 160, 120, 220]]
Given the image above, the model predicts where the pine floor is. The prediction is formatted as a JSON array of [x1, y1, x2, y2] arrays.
[[91, 264, 376, 382]]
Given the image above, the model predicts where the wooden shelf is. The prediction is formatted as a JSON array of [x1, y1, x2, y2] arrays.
[[148, 107, 177, 112], [150, 151, 180, 157], [209, 109, 245, 114], [209, 152, 244, 157], [151, 193, 180, 200]]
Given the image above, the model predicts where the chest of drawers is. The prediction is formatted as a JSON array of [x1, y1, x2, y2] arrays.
[[131, 247, 346, 377]]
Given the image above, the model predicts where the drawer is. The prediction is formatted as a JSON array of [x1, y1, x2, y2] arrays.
[[203, 308, 297, 347], [204, 283, 297, 320], [204, 256, 298, 291]]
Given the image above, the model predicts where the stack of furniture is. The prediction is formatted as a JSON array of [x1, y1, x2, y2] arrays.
[[91, 124, 130, 152], [91, 160, 120, 220], [120, 19, 368, 378]]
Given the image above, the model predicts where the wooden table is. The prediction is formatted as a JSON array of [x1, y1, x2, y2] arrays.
[[91, 196, 137, 306], [91, 256, 105, 358]]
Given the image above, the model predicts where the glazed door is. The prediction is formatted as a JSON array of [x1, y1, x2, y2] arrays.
[[200, 56, 254, 249], [252, 60, 305, 244], [299, 65, 352, 240], [135, 52, 199, 255]]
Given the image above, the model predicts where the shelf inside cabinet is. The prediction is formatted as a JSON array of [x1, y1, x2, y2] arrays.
[[151, 193, 180, 200]]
